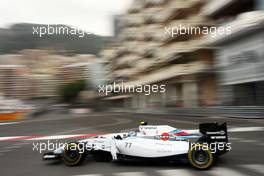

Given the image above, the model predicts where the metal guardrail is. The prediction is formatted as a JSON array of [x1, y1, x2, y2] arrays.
[[135, 106, 264, 119]]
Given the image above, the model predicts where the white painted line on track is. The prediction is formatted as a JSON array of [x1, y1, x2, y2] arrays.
[[5, 145, 21, 149], [27, 134, 97, 140], [228, 127, 264, 132], [74, 175, 102, 176], [210, 116, 222, 119], [229, 137, 242, 140], [0, 134, 97, 141], [239, 139, 260, 143], [0, 122, 20, 126], [13, 142, 30, 146], [0, 149, 12, 153], [28, 135, 86, 140], [208, 167, 249, 176], [0, 136, 28, 141], [157, 169, 194, 176], [229, 137, 264, 145], [114, 172, 147, 176], [241, 164, 264, 175]]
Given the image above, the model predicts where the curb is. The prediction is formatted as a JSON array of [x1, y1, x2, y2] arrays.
[[0, 112, 25, 121]]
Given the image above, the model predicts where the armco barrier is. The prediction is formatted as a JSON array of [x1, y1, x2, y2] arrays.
[[135, 107, 264, 119]]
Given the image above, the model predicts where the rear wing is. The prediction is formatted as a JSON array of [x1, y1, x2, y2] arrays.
[[199, 122, 228, 142]]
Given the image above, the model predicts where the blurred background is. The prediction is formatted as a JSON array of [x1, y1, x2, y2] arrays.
[[1, 1, 264, 176], [0, 0, 264, 120]]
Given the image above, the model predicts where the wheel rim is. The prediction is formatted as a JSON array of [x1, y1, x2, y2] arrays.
[[63, 143, 84, 165], [188, 144, 214, 169], [64, 148, 80, 162], [192, 150, 209, 165]]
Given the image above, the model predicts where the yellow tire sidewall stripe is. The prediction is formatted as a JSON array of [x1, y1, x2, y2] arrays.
[[188, 144, 214, 169]]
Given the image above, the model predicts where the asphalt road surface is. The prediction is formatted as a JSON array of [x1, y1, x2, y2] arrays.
[[0, 111, 264, 176]]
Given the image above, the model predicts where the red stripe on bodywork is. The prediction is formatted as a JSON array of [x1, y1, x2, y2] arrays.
[[173, 131, 190, 136]]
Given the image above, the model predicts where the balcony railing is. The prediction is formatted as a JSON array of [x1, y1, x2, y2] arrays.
[[125, 14, 145, 27], [135, 59, 156, 72], [128, 0, 145, 13], [144, 0, 168, 7], [156, 39, 202, 61], [143, 24, 164, 41], [202, 0, 234, 16], [134, 41, 160, 56], [113, 68, 138, 77], [117, 61, 210, 86], [155, 0, 200, 22], [143, 7, 162, 24], [120, 27, 145, 41], [116, 55, 140, 66]]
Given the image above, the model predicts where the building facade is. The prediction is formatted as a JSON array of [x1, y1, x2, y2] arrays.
[[0, 64, 31, 99], [203, 0, 264, 106], [103, 0, 217, 110], [58, 54, 107, 89], [0, 50, 103, 99]]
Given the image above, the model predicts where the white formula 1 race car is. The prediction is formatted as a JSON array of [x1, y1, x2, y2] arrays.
[[43, 122, 230, 170]]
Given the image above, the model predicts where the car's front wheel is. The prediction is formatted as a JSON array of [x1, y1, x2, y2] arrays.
[[63, 143, 87, 166], [188, 144, 214, 170]]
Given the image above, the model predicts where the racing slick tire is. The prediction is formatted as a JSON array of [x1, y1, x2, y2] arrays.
[[63, 143, 87, 166], [188, 144, 214, 170]]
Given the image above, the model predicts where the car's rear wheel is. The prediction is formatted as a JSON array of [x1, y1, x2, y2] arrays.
[[188, 144, 214, 170], [63, 143, 86, 166]]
